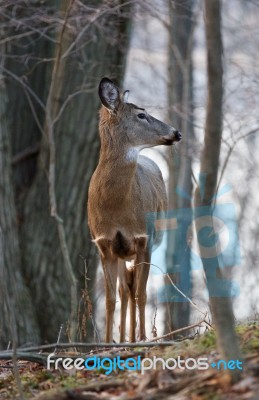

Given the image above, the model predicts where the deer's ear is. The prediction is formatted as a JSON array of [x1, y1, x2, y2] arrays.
[[99, 78, 120, 111]]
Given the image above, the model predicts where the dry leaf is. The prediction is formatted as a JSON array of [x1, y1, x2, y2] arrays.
[[232, 377, 255, 393], [156, 370, 176, 389], [38, 379, 56, 390]]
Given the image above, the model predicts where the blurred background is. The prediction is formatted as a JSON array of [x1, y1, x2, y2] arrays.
[[0, 0, 258, 348]]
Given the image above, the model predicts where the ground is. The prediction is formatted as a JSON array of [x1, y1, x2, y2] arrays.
[[1, 322, 259, 400]]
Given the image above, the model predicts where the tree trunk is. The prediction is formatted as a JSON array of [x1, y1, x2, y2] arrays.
[[21, 1, 131, 343], [1, 0, 132, 344], [194, 0, 241, 382], [165, 0, 195, 335], [0, 80, 40, 349]]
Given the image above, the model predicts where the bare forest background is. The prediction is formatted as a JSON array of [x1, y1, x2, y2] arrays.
[[0, 0, 258, 361]]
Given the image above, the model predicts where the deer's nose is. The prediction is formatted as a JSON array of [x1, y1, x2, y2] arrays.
[[174, 130, 182, 141]]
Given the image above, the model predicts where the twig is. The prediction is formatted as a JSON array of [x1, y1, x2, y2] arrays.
[[1, 69, 46, 137], [0, 30, 35, 46], [217, 126, 259, 192], [53, 87, 93, 125], [149, 316, 207, 342], [79, 255, 100, 343], [61, 0, 134, 59], [0, 8, 58, 44], [11, 343, 26, 400], [151, 304, 158, 339], [54, 324, 64, 354], [136, 261, 212, 327], [23, 89, 45, 137], [11, 142, 40, 165], [2, 67, 46, 111]]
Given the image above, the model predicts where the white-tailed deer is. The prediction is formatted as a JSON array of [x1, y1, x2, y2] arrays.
[[88, 78, 181, 342]]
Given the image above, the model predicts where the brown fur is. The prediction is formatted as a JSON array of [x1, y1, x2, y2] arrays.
[[87, 78, 181, 342]]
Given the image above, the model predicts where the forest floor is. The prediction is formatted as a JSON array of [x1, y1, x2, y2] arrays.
[[1, 322, 259, 400]]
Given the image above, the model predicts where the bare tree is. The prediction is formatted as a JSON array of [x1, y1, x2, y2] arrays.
[[194, 0, 241, 382], [165, 0, 196, 335], [0, 82, 40, 347], [0, 0, 132, 346]]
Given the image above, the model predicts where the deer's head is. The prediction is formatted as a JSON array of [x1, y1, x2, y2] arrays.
[[98, 78, 181, 152]]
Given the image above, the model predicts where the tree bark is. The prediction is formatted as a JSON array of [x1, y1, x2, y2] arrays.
[[1, 0, 132, 344], [0, 79, 40, 349], [194, 0, 241, 382], [165, 0, 195, 335], [21, 1, 131, 343]]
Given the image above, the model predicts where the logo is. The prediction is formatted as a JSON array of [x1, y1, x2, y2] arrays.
[[46, 354, 243, 374], [146, 178, 241, 301]]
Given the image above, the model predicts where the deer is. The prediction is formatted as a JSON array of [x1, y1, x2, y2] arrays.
[[87, 77, 181, 343]]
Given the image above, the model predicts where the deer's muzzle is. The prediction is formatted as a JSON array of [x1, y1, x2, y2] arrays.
[[174, 130, 182, 141], [161, 130, 182, 145]]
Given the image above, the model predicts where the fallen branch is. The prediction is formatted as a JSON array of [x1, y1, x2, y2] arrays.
[[0, 350, 146, 366], [0, 351, 47, 365], [13, 342, 177, 353], [149, 316, 207, 342]]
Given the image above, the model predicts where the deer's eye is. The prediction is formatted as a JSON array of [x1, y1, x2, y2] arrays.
[[138, 113, 146, 119]]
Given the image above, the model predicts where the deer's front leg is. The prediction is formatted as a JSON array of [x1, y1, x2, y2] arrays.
[[102, 256, 118, 343], [135, 251, 150, 341], [118, 260, 130, 342], [129, 282, 136, 342], [133, 237, 150, 341], [127, 265, 136, 343]]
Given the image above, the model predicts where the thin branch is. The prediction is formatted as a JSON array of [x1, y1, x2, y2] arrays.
[[54, 324, 64, 354], [0, 9, 58, 44], [11, 142, 40, 165], [1, 67, 46, 137], [53, 87, 93, 125], [149, 316, 207, 342], [136, 261, 212, 327], [23, 89, 45, 136], [2, 67, 46, 111], [217, 126, 259, 192], [61, 0, 135, 59], [0, 30, 35, 45]]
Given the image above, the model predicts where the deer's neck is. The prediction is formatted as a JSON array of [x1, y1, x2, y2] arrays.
[[99, 144, 138, 164], [99, 123, 139, 167], [96, 137, 139, 201], [98, 147, 138, 179]]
